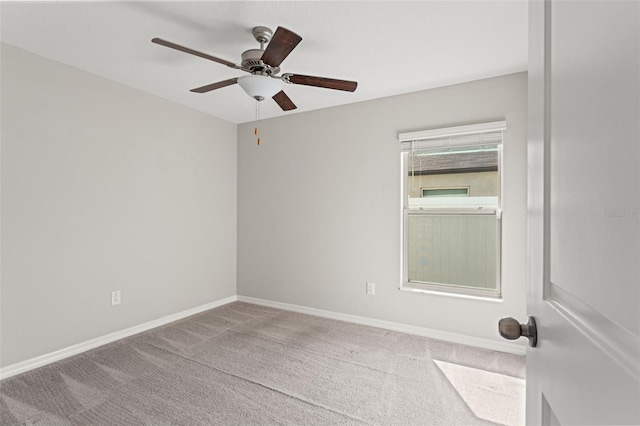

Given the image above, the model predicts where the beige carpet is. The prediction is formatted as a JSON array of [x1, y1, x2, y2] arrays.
[[0, 302, 525, 425]]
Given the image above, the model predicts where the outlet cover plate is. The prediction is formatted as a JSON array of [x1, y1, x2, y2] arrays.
[[366, 282, 375, 295], [111, 290, 121, 306]]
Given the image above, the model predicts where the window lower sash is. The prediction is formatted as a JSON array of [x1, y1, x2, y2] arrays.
[[401, 210, 502, 298]]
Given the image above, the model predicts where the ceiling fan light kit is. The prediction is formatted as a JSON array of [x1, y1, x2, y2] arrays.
[[237, 74, 281, 101]]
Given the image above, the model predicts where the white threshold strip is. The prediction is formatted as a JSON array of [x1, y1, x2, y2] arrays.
[[1, 294, 524, 380], [0, 295, 238, 380], [237, 296, 525, 356]]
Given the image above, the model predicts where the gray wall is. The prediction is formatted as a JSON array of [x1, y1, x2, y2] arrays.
[[1, 44, 237, 367], [237, 72, 527, 344]]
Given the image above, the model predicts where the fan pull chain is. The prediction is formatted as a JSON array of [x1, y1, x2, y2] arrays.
[[254, 100, 261, 146]]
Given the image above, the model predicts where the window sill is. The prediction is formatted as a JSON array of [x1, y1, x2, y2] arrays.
[[399, 285, 503, 302]]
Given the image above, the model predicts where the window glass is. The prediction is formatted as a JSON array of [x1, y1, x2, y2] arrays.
[[402, 145, 502, 297], [422, 188, 469, 198], [407, 214, 498, 289]]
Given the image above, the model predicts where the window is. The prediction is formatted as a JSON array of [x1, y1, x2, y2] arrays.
[[399, 122, 505, 298], [422, 187, 469, 198]]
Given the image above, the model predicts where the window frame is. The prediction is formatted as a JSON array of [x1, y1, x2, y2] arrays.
[[399, 122, 505, 299]]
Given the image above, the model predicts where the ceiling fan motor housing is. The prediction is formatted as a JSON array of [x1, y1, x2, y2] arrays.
[[241, 49, 279, 75]]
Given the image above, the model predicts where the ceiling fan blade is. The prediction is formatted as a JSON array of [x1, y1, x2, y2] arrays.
[[272, 91, 297, 111], [152, 38, 241, 69], [285, 74, 358, 92], [261, 27, 302, 67], [190, 78, 238, 93]]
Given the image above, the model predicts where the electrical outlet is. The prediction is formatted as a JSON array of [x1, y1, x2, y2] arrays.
[[111, 290, 121, 306], [366, 282, 375, 295]]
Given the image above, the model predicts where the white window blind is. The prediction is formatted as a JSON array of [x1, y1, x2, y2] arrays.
[[399, 121, 506, 152]]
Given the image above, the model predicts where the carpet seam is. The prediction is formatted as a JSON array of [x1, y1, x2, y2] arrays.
[[182, 356, 374, 426], [222, 327, 416, 377], [55, 313, 285, 424]]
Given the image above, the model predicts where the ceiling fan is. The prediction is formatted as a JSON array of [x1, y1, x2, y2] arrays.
[[152, 26, 358, 111]]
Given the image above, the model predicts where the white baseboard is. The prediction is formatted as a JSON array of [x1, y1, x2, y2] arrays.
[[237, 295, 526, 356], [0, 295, 237, 380]]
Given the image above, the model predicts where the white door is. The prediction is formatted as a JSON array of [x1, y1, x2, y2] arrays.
[[526, 0, 640, 425]]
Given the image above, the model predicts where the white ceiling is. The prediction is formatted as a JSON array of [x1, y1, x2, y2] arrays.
[[0, 1, 528, 124]]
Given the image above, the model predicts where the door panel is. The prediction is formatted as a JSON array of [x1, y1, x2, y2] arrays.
[[549, 0, 640, 335], [527, 1, 640, 425]]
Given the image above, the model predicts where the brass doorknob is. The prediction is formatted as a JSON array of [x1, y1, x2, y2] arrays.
[[498, 316, 537, 347]]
